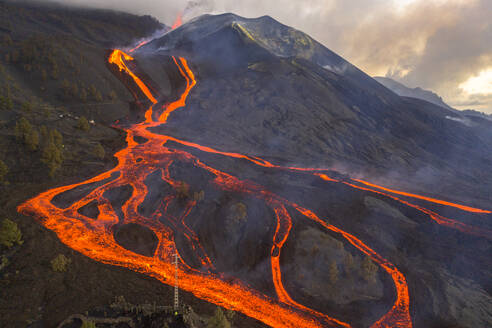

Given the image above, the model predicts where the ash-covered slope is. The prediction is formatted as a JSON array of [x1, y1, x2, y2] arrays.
[[374, 76, 492, 125], [137, 13, 492, 206], [144, 13, 393, 96], [373, 76, 453, 110]]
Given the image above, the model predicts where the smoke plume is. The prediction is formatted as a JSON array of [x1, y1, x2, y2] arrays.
[[30, 0, 492, 112]]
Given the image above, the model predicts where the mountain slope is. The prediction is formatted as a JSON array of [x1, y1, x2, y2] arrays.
[[135, 13, 492, 207], [373, 76, 453, 110], [1, 3, 263, 328], [1, 7, 491, 328], [115, 14, 492, 327]]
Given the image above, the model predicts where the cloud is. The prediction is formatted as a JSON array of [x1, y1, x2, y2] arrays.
[[450, 93, 492, 112], [35, 0, 492, 113]]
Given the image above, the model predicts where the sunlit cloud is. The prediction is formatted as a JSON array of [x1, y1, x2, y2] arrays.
[[459, 68, 492, 95]]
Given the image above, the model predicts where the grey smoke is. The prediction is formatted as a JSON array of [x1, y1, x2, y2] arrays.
[[445, 116, 474, 127], [33, 0, 492, 113]]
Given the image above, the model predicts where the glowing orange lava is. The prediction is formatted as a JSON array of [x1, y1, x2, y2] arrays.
[[129, 39, 149, 53], [353, 179, 491, 214], [20, 47, 489, 328], [18, 49, 348, 327], [158, 57, 196, 123], [108, 50, 157, 104], [312, 175, 492, 240], [172, 12, 183, 29]]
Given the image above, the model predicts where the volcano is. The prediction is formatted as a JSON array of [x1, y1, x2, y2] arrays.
[[15, 12, 492, 328], [138, 14, 492, 208]]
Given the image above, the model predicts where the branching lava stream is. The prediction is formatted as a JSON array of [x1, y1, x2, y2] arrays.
[[17, 48, 490, 328]]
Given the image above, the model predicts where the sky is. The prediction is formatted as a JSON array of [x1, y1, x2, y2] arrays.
[[45, 0, 492, 113]]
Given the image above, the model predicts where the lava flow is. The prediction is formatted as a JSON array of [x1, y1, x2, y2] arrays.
[[19, 49, 353, 328], [353, 179, 491, 214], [162, 133, 491, 240], [20, 46, 486, 328]]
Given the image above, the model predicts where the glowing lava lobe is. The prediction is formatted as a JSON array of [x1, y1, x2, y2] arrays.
[[158, 57, 196, 123], [108, 50, 157, 104]]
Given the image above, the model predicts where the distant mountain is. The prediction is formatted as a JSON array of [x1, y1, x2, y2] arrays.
[[374, 76, 453, 110], [374, 76, 492, 122], [462, 109, 492, 122]]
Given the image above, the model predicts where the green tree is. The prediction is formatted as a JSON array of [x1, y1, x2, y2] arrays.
[[207, 307, 231, 328], [70, 82, 79, 98], [0, 256, 8, 270], [61, 79, 70, 97], [89, 85, 102, 102], [0, 86, 13, 110], [51, 254, 71, 272], [42, 105, 51, 116], [25, 129, 39, 151], [80, 88, 87, 102], [81, 321, 96, 328], [0, 160, 8, 184], [193, 190, 205, 202], [361, 256, 378, 283], [225, 309, 236, 322], [14, 117, 39, 150], [176, 181, 190, 200], [42, 140, 63, 177], [50, 129, 63, 149], [39, 125, 49, 141], [109, 90, 117, 102], [0, 219, 23, 248], [15, 117, 32, 142], [41, 130, 64, 177], [343, 253, 355, 276], [0, 96, 12, 111], [93, 142, 105, 160], [328, 260, 339, 284], [95, 90, 102, 102], [77, 116, 90, 131], [21, 101, 32, 113]]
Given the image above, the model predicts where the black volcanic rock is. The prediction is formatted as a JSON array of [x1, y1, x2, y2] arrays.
[[130, 13, 492, 327], [77, 200, 100, 219], [137, 13, 492, 208], [114, 223, 158, 257]]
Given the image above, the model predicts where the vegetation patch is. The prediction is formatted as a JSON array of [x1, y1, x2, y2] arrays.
[[0, 219, 23, 248], [51, 254, 71, 272]]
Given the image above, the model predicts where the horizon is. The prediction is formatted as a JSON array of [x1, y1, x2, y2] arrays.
[[25, 0, 492, 114]]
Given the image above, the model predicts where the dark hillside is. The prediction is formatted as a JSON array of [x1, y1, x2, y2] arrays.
[[0, 4, 264, 328]]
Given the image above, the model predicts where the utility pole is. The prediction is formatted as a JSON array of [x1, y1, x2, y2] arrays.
[[174, 252, 179, 313]]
